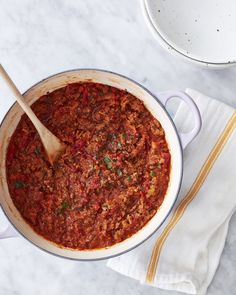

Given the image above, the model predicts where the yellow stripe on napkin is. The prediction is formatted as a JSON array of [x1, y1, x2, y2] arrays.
[[146, 111, 236, 283]]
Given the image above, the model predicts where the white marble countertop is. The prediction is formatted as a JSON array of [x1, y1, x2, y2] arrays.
[[0, 1, 235, 294]]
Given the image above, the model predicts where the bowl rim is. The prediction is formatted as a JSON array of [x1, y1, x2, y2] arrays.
[[0, 68, 183, 260]]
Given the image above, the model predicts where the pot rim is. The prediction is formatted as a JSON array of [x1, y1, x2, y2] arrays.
[[0, 68, 183, 261]]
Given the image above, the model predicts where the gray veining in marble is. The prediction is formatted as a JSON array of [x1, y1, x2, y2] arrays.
[[0, 1, 235, 295]]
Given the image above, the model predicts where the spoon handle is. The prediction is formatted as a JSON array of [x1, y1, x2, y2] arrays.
[[0, 64, 47, 136], [0, 64, 65, 164]]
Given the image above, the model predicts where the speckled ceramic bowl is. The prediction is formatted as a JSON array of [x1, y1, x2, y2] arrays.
[[142, 0, 236, 68], [0, 69, 201, 260]]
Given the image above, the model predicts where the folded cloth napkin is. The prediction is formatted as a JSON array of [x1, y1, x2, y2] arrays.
[[107, 89, 236, 295]]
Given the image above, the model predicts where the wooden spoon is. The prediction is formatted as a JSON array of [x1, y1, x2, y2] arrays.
[[0, 64, 66, 165]]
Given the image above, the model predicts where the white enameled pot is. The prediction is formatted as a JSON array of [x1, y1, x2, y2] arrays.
[[0, 69, 201, 260]]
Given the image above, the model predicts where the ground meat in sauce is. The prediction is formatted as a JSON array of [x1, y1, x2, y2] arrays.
[[6, 82, 171, 250]]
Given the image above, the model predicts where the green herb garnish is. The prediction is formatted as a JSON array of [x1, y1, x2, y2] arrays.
[[104, 156, 113, 170], [127, 175, 132, 182], [57, 200, 70, 214], [14, 180, 25, 189], [34, 147, 41, 155], [61, 200, 70, 210], [122, 133, 127, 139], [150, 170, 156, 177], [157, 163, 161, 169]]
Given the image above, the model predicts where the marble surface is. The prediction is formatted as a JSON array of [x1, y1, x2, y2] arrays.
[[0, 0, 235, 294]]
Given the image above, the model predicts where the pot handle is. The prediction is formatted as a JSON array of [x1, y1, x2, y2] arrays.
[[158, 91, 202, 149]]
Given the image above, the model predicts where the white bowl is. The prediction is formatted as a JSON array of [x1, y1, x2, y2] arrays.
[[142, 0, 236, 68]]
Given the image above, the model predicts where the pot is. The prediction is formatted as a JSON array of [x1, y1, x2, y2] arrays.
[[0, 69, 201, 260]]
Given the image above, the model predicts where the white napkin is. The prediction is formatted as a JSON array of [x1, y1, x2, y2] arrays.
[[107, 89, 236, 295]]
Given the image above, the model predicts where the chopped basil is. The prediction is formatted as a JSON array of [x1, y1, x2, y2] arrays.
[[35, 147, 41, 155], [14, 180, 25, 189], [127, 175, 132, 182], [61, 200, 70, 210], [116, 169, 123, 176], [57, 200, 70, 214], [104, 156, 113, 170], [104, 156, 112, 164], [56, 200, 70, 215], [150, 170, 156, 177], [122, 133, 127, 139]]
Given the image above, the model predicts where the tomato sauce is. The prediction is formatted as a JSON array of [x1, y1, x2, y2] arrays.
[[6, 83, 171, 249]]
